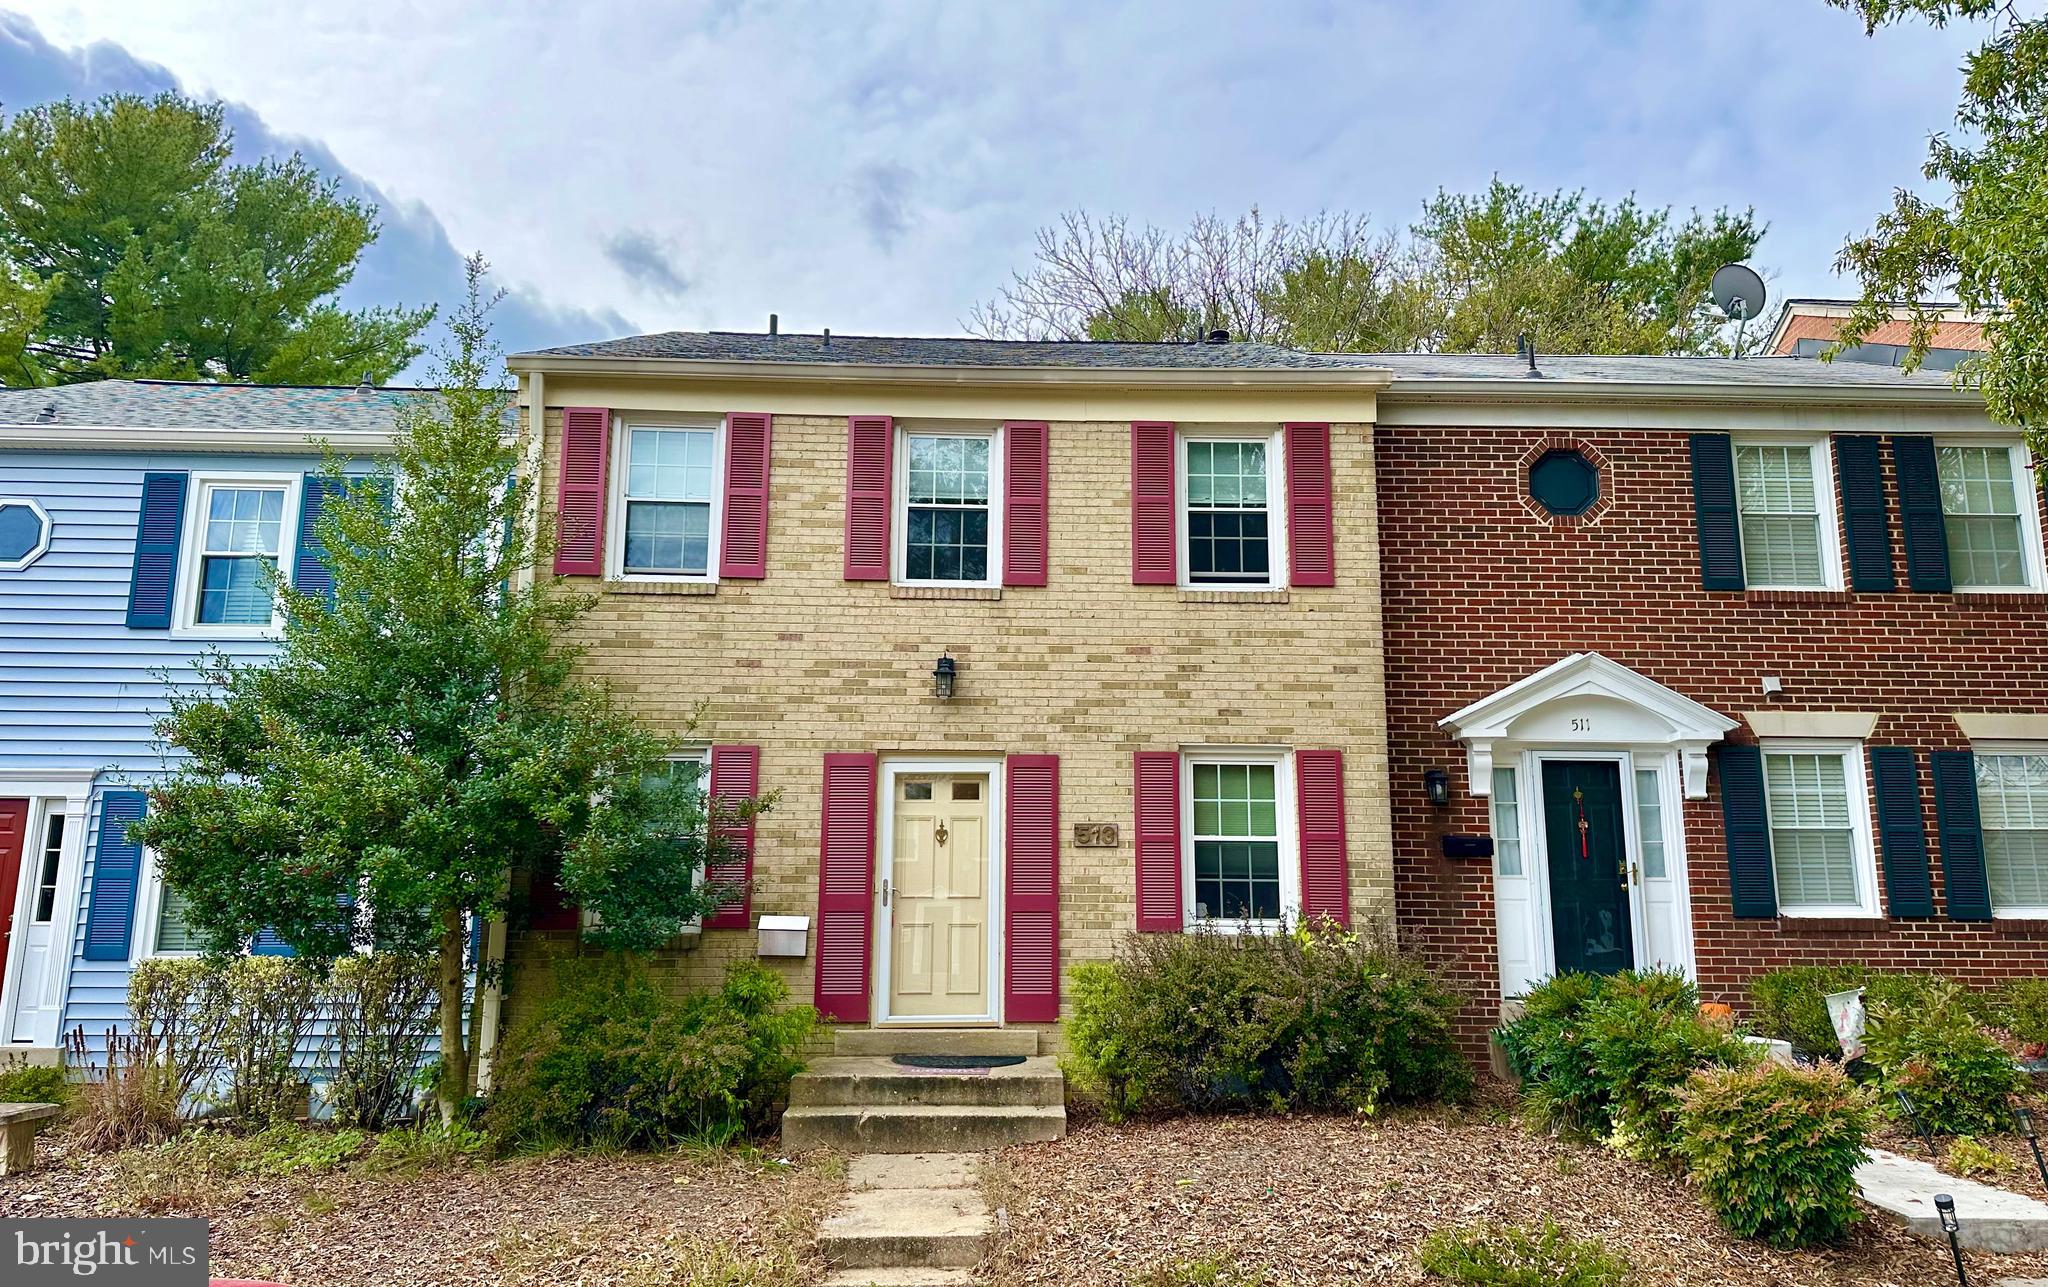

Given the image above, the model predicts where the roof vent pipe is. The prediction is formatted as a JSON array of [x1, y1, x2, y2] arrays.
[[822, 328, 831, 348], [1517, 333, 1542, 378], [1205, 329, 1230, 345], [768, 313, 778, 336], [36, 403, 57, 423], [356, 371, 374, 393]]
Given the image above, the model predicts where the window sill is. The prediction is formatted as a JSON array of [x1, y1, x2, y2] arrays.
[[1178, 589, 1290, 604], [1745, 588, 1849, 605], [605, 579, 718, 596], [889, 584, 1002, 601], [1770, 914, 1886, 936]]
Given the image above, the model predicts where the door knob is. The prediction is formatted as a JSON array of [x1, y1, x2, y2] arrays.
[[880, 879, 890, 907]]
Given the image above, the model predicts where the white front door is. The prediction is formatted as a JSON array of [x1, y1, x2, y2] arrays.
[[6, 803, 72, 1045], [881, 769, 997, 1022]]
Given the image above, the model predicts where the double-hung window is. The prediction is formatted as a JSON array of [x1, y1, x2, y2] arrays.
[[1734, 441, 1837, 589], [1183, 751, 1296, 929], [1975, 749, 2048, 916], [898, 430, 999, 586], [1182, 432, 1284, 589], [1761, 743, 1878, 917], [1939, 443, 2041, 590], [617, 424, 720, 579], [190, 481, 288, 627]]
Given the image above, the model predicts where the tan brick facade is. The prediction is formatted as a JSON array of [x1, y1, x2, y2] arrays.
[[503, 377, 1393, 1039]]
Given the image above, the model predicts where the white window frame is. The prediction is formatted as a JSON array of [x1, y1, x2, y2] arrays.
[[892, 423, 1004, 589], [1937, 439, 2046, 593], [605, 418, 725, 584], [173, 472, 300, 638], [1733, 437, 1843, 591], [1970, 740, 2048, 919], [583, 746, 714, 934], [1179, 747, 1299, 933], [1176, 426, 1289, 592], [0, 497, 52, 571], [1760, 739, 1882, 919], [134, 850, 204, 961]]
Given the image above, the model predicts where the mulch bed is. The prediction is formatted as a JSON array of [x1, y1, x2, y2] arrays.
[[0, 1134, 842, 1286], [982, 1101, 2048, 1285]]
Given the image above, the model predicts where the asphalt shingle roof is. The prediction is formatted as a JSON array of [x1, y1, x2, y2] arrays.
[[0, 380, 439, 431], [1346, 351, 1972, 389]]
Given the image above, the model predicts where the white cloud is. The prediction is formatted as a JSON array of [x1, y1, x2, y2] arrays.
[[10, 0, 1990, 343]]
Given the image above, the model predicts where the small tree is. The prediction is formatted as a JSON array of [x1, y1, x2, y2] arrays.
[[130, 256, 761, 1120]]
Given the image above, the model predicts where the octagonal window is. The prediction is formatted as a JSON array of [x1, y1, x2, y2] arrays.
[[1528, 450, 1600, 518], [0, 499, 52, 570]]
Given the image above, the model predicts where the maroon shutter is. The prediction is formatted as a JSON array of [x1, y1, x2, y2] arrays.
[[1003, 421, 1050, 586], [843, 416, 894, 580], [1133, 751, 1182, 931], [720, 413, 773, 579], [704, 745, 760, 929], [1294, 749, 1349, 926], [1004, 754, 1060, 1022], [1285, 422, 1336, 587], [553, 407, 609, 576], [1130, 421, 1176, 585], [814, 752, 878, 1022]]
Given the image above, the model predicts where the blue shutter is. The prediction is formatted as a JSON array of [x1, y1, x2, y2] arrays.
[[1689, 435, 1744, 591], [82, 791, 148, 960], [249, 928, 297, 957], [126, 473, 188, 628], [1894, 436, 1952, 593], [1717, 744, 1777, 918], [1931, 750, 1992, 920], [291, 473, 344, 605], [1834, 435, 1896, 592], [1869, 747, 1933, 917]]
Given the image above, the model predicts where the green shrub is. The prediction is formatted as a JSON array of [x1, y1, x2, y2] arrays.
[[129, 956, 233, 1107], [1864, 982, 2025, 1136], [0, 1061, 70, 1106], [1416, 1220, 1629, 1286], [1060, 923, 1471, 1121], [486, 957, 814, 1150], [359, 1121, 491, 1174], [323, 952, 439, 1130], [1676, 1060, 1875, 1248], [1746, 966, 1997, 1058], [1993, 979, 2048, 1050], [1499, 970, 1749, 1154], [1129, 1257, 1273, 1287], [1947, 1135, 2022, 1178]]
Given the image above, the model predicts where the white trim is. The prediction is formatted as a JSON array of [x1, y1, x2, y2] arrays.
[[0, 425, 410, 452], [1732, 437, 1844, 591], [873, 756, 1005, 1027], [0, 781, 91, 1046], [0, 497, 52, 571], [605, 416, 725, 584], [1957, 714, 2048, 741], [1178, 746, 1299, 933], [172, 471, 301, 639], [1966, 742, 2048, 920], [1175, 425, 1288, 592], [1758, 739, 1883, 919], [892, 422, 1004, 589], [1936, 439, 2045, 593], [1742, 711, 1880, 740]]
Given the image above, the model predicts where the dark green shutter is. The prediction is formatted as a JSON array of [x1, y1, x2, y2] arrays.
[[1689, 434, 1744, 591], [1868, 747, 1933, 916], [1894, 436, 1952, 593], [1931, 750, 1992, 920], [1717, 744, 1777, 918], [1834, 435, 1896, 592]]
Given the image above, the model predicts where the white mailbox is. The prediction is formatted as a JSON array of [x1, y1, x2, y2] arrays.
[[756, 915, 810, 958]]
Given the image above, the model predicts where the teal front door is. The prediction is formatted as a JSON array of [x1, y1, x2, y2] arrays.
[[1541, 761, 1633, 977]]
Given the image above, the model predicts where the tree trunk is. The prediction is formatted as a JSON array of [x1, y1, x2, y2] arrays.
[[435, 905, 470, 1125]]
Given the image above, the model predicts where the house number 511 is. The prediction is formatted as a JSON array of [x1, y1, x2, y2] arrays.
[[1570, 717, 1592, 732]]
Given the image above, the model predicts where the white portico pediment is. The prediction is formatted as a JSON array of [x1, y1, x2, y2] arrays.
[[1438, 652, 1738, 800]]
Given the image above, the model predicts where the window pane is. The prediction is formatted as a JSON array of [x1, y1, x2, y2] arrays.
[[1939, 446, 2028, 588], [1735, 446, 1824, 586], [1190, 760, 1282, 922], [1185, 438, 1272, 585], [197, 555, 276, 624], [1491, 767, 1521, 877], [1634, 768, 1666, 879], [626, 429, 715, 502], [32, 813, 64, 923], [904, 434, 992, 583], [1979, 753, 2048, 911], [623, 500, 711, 574], [1764, 752, 1860, 910], [203, 486, 285, 557], [156, 883, 205, 953]]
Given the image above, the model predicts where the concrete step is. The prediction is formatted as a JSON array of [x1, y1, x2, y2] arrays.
[[847, 1153, 982, 1191], [1856, 1148, 2048, 1252], [791, 1057, 1063, 1108], [818, 1186, 990, 1269], [834, 1028, 1039, 1057], [822, 1271, 977, 1287], [783, 1103, 1065, 1154]]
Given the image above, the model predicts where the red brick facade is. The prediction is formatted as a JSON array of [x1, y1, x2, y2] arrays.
[[1377, 421, 2048, 1049]]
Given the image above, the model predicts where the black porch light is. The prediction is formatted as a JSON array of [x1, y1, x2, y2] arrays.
[[1424, 768, 1451, 808], [932, 653, 957, 700]]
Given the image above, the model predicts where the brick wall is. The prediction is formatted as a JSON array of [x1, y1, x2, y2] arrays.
[[1377, 422, 2048, 1050], [503, 404, 1393, 1035]]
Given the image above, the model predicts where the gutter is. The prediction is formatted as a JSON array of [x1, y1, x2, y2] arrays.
[[0, 424, 405, 452], [506, 353, 1397, 393]]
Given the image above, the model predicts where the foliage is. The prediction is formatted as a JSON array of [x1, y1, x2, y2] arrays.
[[1061, 922, 1471, 1122], [358, 1120, 491, 1175], [218, 956, 322, 1125], [65, 1027, 182, 1153], [1994, 978, 2048, 1050], [128, 956, 233, 1107], [1746, 965, 2017, 1058], [1675, 1060, 1876, 1248], [1129, 1257, 1275, 1287], [1829, 2, 2048, 459], [128, 258, 764, 1122], [323, 952, 440, 1130], [968, 186, 1764, 357], [0, 1060, 70, 1106], [1415, 1220, 1630, 1287], [486, 957, 815, 1150], [0, 92, 429, 385], [1948, 1134, 2022, 1177], [1864, 981, 2026, 1136], [1500, 970, 1751, 1155], [0, 264, 53, 386]]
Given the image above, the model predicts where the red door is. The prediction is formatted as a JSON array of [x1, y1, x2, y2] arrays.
[[0, 800, 28, 1000]]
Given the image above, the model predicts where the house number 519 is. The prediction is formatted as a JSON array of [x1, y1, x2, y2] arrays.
[[1570, 717, 1592, 732]]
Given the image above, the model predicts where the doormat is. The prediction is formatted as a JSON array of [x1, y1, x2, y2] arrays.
[[891, 1054, 1026, 1070]]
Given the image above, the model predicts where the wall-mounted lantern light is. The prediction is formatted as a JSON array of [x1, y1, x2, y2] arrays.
[[1424, 768, 1451, 808], [932, 653, 957, 700]]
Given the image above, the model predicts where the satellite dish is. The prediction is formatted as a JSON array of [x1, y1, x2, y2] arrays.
[[1711, 263, 1767, 323]]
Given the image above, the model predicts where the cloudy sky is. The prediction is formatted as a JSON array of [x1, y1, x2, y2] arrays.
[[1, 2, 1989, 373]]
